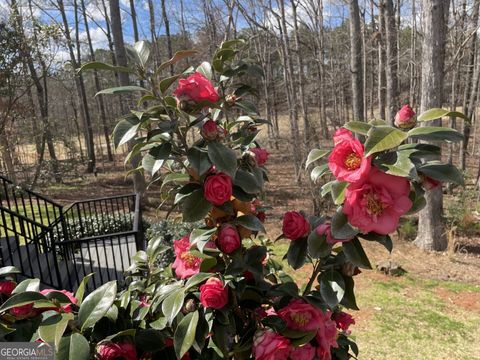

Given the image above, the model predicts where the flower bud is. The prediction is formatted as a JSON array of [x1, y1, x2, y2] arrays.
[[225, 93, 237, 106], [394, 104, 416, 129]]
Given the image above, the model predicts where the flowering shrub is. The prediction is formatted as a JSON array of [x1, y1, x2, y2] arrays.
[[0, 40, 466, 360]]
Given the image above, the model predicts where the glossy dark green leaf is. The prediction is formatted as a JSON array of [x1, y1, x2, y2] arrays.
[[319, 270, 345, 308], [418, 162, 464, 186], [330, 208, 358, 239], [190, 227, 217, 253], [342, 238, 372, 269], [286, 237, 308, 270], [160, 74, 181, 94], [343, 121, 372, 135], [407, 126, 464, 142], [174, 310, 199, 359], [96, 85, 148, 96], [162, 288, 185, 325], [331, 181, 348, 205], [305, 149, 329, 168], [364, 126, 408, 156], [182, 189, 213, 222], [78, 281, 117, 331], [0, 292, 50, 312], [196, 62, 212, 79], [310, 164, 330, 183], [57, 333, 90, 360], [74, 274, 93, 306], [417, 108, 469, 122], [233, 214, 266, 233], [0, 266, 20, 276], [187, 147, 211, 176], [307, 229, 331, 258], [113, 118, 140, 148], [234, 169, 262, 194], [207, 141, 237, 177], [79, 61, 132, 74]]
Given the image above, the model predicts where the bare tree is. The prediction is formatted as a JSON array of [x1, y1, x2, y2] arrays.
[[385, 0, 399, 124], [414, 0, 450, 251], [349, 0, 364, 122]]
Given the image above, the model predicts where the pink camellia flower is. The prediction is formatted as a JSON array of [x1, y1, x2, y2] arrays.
[[394, 104, 416, 129], [316, 223, 352, 245], [0, 280, 16, 296], [328, 136, 371, 184], [204, 173, 233, 206], [333, 128, 354, 145], [199, 277, 228, 309], [316, 311, 338, 360], [40, 289, 78, 313], [10, 303, 35, 318], [251, 147, 270, 166], [97, 341, 137, 360], [201, 120, 225, 141], [289, 343, 316, 360], [282, 211, 310, 240], [173, 72, 219, 104], [218, 224, 241, 254], [332, 311, 355, 333], [253, 329, 291, 360], [172, 236, 202, 279], [343, 167, 412, 234], [278, 299, 323, 332], [421, 175, 441, 190]]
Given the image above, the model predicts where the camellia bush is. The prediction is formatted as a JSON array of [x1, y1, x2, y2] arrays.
[[0, 40, 465, 360]]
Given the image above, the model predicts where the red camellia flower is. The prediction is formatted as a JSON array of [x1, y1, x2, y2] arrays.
[[250, 147, 270, 166], [201, 120, 225, 141], [253, 329, 291, 360], [97, 341, 137, 360], [40, 289, 78, 313], [218, 224, 241, 254], [289, 343, 316, 360], [332, 311, 355, 333], [199, 277, 229, 309], [282, 211, 310, 240], [10, 303, 35, 318], [343, 167, 412, 234], [333, 128, 354, 145], [316, 223, 352, 245], [328, 135, 371, 184], [316, 310, 338, 360], [204, 172, 233, 206], [278, 299, 324, 332], [172, 235, 202, 279], [173, 72, 219, 104], [394, 104, 416, 129], [0, 280, 16, 296]]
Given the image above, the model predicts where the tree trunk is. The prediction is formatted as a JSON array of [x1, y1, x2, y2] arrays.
[[161, 0, 174, 75], [414, 0, 449, 252], [378, 1, 387, 120], [109, 0, 146, 198], [385, 0, 399, 124], [349, 0, 364, 122]]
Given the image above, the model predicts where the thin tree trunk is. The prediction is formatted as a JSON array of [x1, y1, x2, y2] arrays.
[[161, 0, 174, 75], [385, 0, 399, 124], [414, 0, 449, 252], [349, 0, 364, 122], [378, 1, 386, 119]]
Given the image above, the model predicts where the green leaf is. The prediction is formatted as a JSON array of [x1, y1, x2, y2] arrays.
[[233, 214, 266, 233], [358, 233, 393, 253], [185, 273, 212, 290], [134, 40, 151, 67], [343, 121, 372, 135], [78, 281, 117, 332], [364, 126, 408, 156], [331, 208, 358, 239], [142, 154, 164, 175], [160, 74, 181, 94], [12, 279, 39, 293], [305, 149, 329, 168], [74, 274, 93, 306], [234, 169, 261, 194], [196, 62, 212, 79], [286, 237, 308, 270], [384, 151, 416, 177], [78, 61, 132, 74], [342, 238, 372, 269], [319, 271, 345, 308], [417, 162, 464, 186], [95, 85, 148, 96], [174, 311, 199, 359], [407, 126, 464, 142], [57, 333, 90, 360], [406, 192, 427, 215], [182, 188, 213, 222], [207, 142, 237, 177], [417, 108, 469, 122], [331, 181, 348, 205], [190, 227, 217, 253], [310, 164, 330, 183], [160, 173, 190, 191], [235, 100, 259, 114], [162, 288, 185, 325], [158, 50, 198, 73], [321, 181, 335, 197], [340, 276, 359, 310], [187, 147, 211, 176], [0, 266, 20, 276], [0, 292, 51, 312], [112, 119, 140, 148], [307, 229, 331, 258], [38, 312, 74, 349]]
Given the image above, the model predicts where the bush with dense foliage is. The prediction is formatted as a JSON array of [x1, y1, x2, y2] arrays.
[[0, 41, 465, 359]]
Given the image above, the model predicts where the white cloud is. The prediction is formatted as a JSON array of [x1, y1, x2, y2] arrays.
[[79, 26, 109, 49]]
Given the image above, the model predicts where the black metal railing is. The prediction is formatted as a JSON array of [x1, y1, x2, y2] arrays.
[[0, 174, 144, 292]]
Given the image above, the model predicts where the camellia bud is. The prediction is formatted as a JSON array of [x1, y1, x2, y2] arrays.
[[183, 298, 197, 314], [394, 104, 416, 129], [421, 175, 441, 190], [342, 262, 361, 277], [201, 119, 221, 141]]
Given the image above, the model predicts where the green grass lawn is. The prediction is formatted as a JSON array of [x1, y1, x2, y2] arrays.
[[269, 240, 480, 360], [1, 204, 57, 241]]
